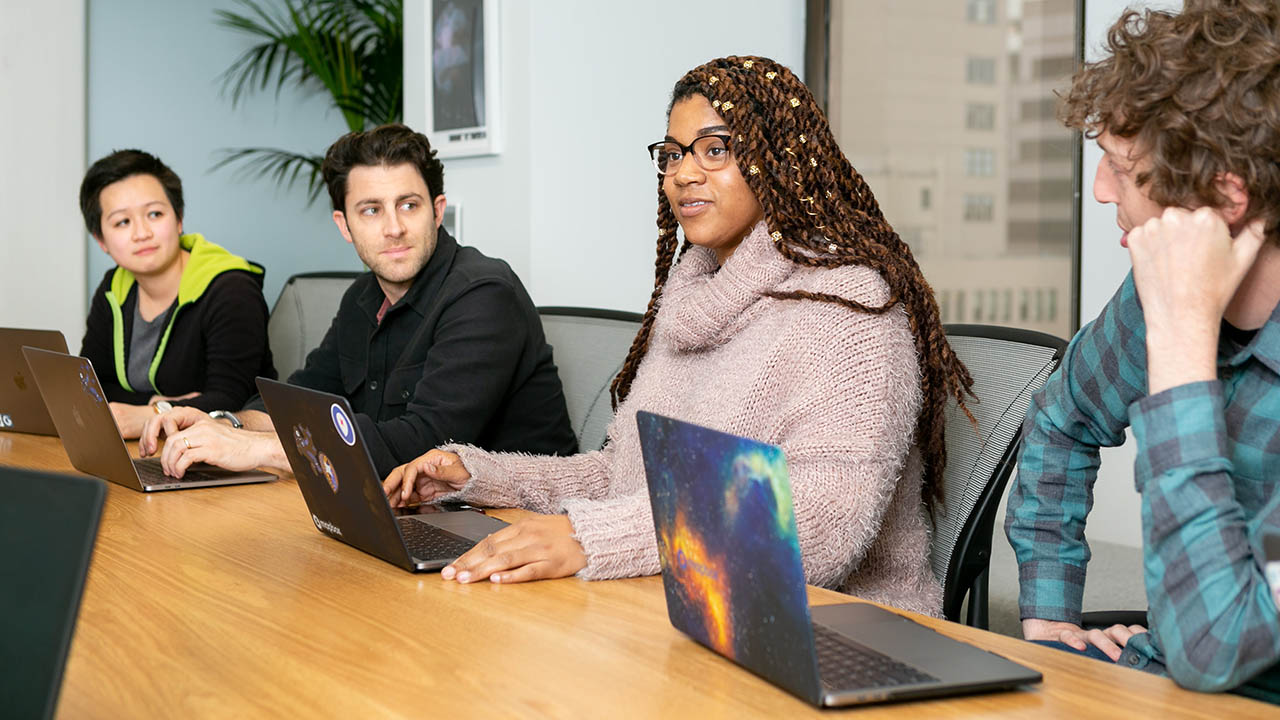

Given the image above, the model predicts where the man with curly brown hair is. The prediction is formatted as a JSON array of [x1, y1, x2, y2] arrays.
[[1005, 0, 1280, 701]]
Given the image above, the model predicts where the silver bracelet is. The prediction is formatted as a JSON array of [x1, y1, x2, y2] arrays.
[[208, 410, 244, 429]]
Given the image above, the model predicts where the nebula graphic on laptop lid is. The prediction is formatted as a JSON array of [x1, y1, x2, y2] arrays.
[[638, 411, 815, 697]]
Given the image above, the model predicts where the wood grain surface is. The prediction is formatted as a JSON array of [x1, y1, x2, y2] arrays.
[[1, 432, 1271, 718]]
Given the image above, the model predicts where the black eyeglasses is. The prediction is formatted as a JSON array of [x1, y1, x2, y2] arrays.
[[647, 134, 734, 175]]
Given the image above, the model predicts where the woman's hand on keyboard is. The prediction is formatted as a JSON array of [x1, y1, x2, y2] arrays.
[[383, 449, 471, 507]]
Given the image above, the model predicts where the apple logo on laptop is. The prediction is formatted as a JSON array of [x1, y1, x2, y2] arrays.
[[71, 406, 86, 430], [13, 371, 26, 391]]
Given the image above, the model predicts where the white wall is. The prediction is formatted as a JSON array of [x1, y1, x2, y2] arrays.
[[406, 0, 806, 313], [0, 1, 87, 345]]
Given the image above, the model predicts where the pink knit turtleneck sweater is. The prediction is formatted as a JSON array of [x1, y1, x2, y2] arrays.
[[446, 222, 942, 616]]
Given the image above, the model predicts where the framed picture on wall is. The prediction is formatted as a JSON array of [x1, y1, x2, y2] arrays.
[[422, 0, 500, 158]]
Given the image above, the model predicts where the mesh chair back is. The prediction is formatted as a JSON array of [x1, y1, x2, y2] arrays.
[[930, 324, 1066, 624], [538, 307, 643, 452], [268, 272, 361, 381]]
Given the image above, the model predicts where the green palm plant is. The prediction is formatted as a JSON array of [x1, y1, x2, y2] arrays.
[[212, 0, 403, 203]]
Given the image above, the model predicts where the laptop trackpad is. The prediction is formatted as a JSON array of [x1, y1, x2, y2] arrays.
[[419, 509, 509, 541]]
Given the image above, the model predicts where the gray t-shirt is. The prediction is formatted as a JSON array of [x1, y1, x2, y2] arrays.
[[127, 301, 176, 393]]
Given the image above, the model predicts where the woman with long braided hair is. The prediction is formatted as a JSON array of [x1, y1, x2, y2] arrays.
[[383, 56, 972, 616]]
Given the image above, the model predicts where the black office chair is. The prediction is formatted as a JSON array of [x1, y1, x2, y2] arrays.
[[930, 324, 1067, 628], [538, 307, 644, 452], [268, 271, 362, 380]]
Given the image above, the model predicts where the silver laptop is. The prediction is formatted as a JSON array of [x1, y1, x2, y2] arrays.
[[21, 347, 275, 491], [637, 411, 1041, 707], [257, 378, 508, 572], [0, 328, 69, 435]]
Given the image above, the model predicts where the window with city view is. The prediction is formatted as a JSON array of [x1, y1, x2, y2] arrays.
[[825, 0, 1079, 339]]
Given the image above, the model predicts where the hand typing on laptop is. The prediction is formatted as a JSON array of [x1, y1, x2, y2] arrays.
[[383, 450, 588, 583], [138, 406, 206, 456], [109, 392, 198, 439], [382, 449, 471, 506], [139, 405, 288, 478]]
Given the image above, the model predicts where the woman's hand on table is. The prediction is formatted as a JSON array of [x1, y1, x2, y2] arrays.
[[442, 513, 587, 584]]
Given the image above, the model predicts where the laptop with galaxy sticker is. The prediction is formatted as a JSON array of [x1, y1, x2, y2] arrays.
[[256, 378, 508, 573], [0, 328, 69, 435], [21, 347, 275, 491], [636, 411, 1040, 708]]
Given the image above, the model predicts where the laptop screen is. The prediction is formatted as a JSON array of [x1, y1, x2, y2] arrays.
[[637, 411, 821, 701]]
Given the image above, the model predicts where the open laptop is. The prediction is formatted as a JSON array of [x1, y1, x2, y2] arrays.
[[0, 328, 69, 435], [21, 347, 275, 491], [0, 468, 105, 720], [256, 378, 509, 572], [636, 411, 1041, 707]]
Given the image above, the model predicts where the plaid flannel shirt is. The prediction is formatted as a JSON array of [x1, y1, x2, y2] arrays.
[[1005, 272, 1280, 696]]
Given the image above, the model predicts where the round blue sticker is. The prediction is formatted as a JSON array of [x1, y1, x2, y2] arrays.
[[331, 403, 356, 446]]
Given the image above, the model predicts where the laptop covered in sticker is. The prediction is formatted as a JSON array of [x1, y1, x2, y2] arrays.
[[256, 378, 507, 572]]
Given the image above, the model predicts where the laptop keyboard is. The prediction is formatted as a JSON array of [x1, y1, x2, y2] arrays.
[[396, 517, 477, 561], [813, 624, 938, 691], [133, 459, 229, 486]]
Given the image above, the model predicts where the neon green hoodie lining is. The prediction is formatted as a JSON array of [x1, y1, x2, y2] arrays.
[[103, 233, 262, 394]]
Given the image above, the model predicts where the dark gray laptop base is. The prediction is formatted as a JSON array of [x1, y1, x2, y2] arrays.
[[0, 328, 69, 435], [256, 378, 507, 573], [809, 603, 1040, 706], [21, 347, 274, 492]]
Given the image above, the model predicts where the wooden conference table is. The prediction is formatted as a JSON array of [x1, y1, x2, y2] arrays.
[[1, 433, 1272, 719]]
